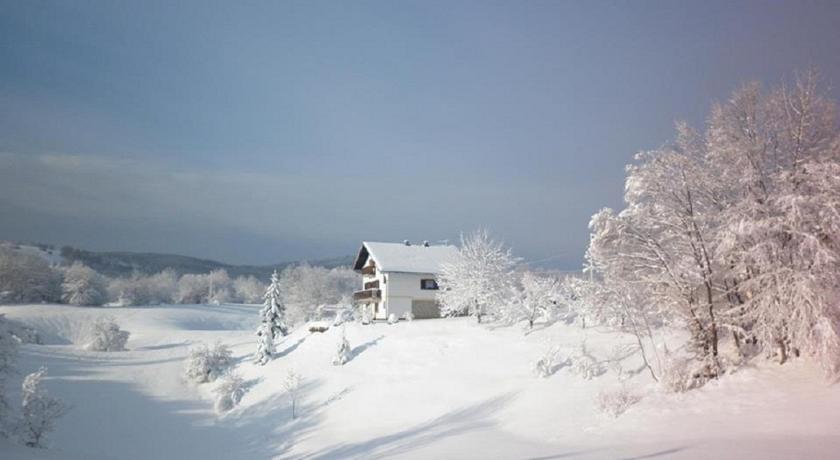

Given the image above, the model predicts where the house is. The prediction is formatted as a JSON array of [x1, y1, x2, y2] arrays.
[[352, 240, 459, 320]]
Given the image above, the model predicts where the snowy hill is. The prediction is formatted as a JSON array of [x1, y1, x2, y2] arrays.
[[1, 304, 839, 459]]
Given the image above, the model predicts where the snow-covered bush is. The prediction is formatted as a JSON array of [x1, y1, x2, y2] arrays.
[[437, 230, 518, 323], [569, 343, 607, 380], [533, 346, 568, 378], [85, 316, 130, 352], [18, 367, 67, 448], [332, 329, 351, 366], [403, 311, 414, 322], [595, 386, 641, 418], [387, 313, 398, 325], [213, 372, 246, 414], [0, 248, 62, 305], [185, 342, 234, 383], [233, 276, 265, 304], [283, 370, 302, 419], [61, 262, 107, 306]]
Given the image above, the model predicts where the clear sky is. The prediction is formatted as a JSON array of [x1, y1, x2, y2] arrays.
[[1, 0, 839, 267]]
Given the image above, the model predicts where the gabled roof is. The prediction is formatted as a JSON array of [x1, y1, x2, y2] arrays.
[[352, 241, 459, 274]]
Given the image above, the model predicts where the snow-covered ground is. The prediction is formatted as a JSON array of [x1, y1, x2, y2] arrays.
[[1, 303, 839, 459]]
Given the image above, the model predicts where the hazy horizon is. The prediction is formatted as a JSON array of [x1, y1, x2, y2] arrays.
[[2, 1, 840, 268]]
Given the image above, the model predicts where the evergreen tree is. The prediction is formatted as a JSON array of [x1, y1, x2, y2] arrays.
[[254, 271, 288, 365]]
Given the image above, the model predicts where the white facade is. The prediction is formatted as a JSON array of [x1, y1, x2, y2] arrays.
[[353, 241, 458, 320]]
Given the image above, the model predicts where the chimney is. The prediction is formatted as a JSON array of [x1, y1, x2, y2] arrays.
[[403, 240, 411, 246], [423, 240, 430, 247]]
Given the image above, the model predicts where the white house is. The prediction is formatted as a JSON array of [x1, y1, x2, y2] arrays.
[[352, 241, 459, 320]]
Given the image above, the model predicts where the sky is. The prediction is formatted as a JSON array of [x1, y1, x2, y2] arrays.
[[1, 0, 839, 268]]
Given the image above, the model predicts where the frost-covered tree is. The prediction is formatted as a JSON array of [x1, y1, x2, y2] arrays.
[[185, 342, 234, 383], [584, 69, 840, 379], [19, 367, 67, 448], [108, 269, 177, 306], [61, 262, 107, 306], [0, 249, 61, 305], [175, 270, 233, 305], [332, 328, 351, 366], [233, 276, 265, 304], [254, 271, 288, 365], [437, 230, 518, 323], [278, 265, 357, 326], [519, 271, 563, 329], [85, 316, 130, 352]]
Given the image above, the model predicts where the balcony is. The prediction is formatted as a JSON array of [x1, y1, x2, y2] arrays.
[[353, 288, 381, 303], [361, 265, 376, 276]]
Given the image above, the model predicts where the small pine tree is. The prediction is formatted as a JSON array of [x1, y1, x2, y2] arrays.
[[332, 328, 351, 366], [19, 367, 67, 448], [254, 271, 288, 365]]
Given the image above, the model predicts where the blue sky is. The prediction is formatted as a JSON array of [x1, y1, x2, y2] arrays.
[[1, 1, 839, 267]]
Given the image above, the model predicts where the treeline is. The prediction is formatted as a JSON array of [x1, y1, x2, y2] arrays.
[[0, 247, 357, 309]]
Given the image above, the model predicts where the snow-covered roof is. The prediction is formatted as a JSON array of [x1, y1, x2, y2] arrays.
[[352, 241, 459, 274]]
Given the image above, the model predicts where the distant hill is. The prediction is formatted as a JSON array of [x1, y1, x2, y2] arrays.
[[1, 241, 353, 280]]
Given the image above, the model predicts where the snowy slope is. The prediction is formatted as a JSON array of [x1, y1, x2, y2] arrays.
[[1, 304, 839, 459]]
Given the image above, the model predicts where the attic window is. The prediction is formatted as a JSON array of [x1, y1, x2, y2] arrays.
[[420, 279, 438, 290]]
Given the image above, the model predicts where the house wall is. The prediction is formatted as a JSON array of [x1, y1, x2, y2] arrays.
[[383, 272, 439, 319]]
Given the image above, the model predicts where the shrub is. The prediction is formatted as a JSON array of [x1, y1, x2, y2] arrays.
[[214, 373, 246, 414], [184, 342, 234, 383], [595, 386, 641, 418], [387, 313, 398, 325], [533, 346, 569, 378], [85, 317, 130, 352], [332, 330, 351, 366]]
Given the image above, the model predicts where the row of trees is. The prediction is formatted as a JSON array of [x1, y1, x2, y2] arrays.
[[582, 70, 840, 381], [437, 72, 839, 385]]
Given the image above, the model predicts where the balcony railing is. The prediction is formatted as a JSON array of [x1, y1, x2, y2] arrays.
[[364, 279, 380, 290], [353, 288, 381, 302], [361, 265, 376, 275]]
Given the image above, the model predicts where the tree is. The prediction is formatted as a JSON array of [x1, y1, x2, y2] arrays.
[[233, 276, 265, 304], [282, 370, 302, 419], [0, 248, 61, 304], [332, 328, 351, 366], [19, 367, 67, 448], [61, 262, 107, 306], [437, 230, 518, 323], [254, 271, 288, 365], [519, 271, 563, 329], [277, 265, 357, 326]]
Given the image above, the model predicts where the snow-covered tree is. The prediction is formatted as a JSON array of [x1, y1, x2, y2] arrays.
[[282, 370, 302, 419], [233, 276, 265, 304], [437, 230, 519, 323], [18, 367, 67, 448], [0, 248, 61, 305], [85, 316, 130, 352], [61, 262, 107, 306], [254, 271, 288, 365], [185, 342, 234, 383], [519, 271, 563, 329], [332, 328, 351, 366], [108, 269, 177, 306], [278, 265, 357, 326]]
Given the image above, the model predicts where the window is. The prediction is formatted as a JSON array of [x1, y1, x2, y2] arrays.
[[420, 279, 439, 290]]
